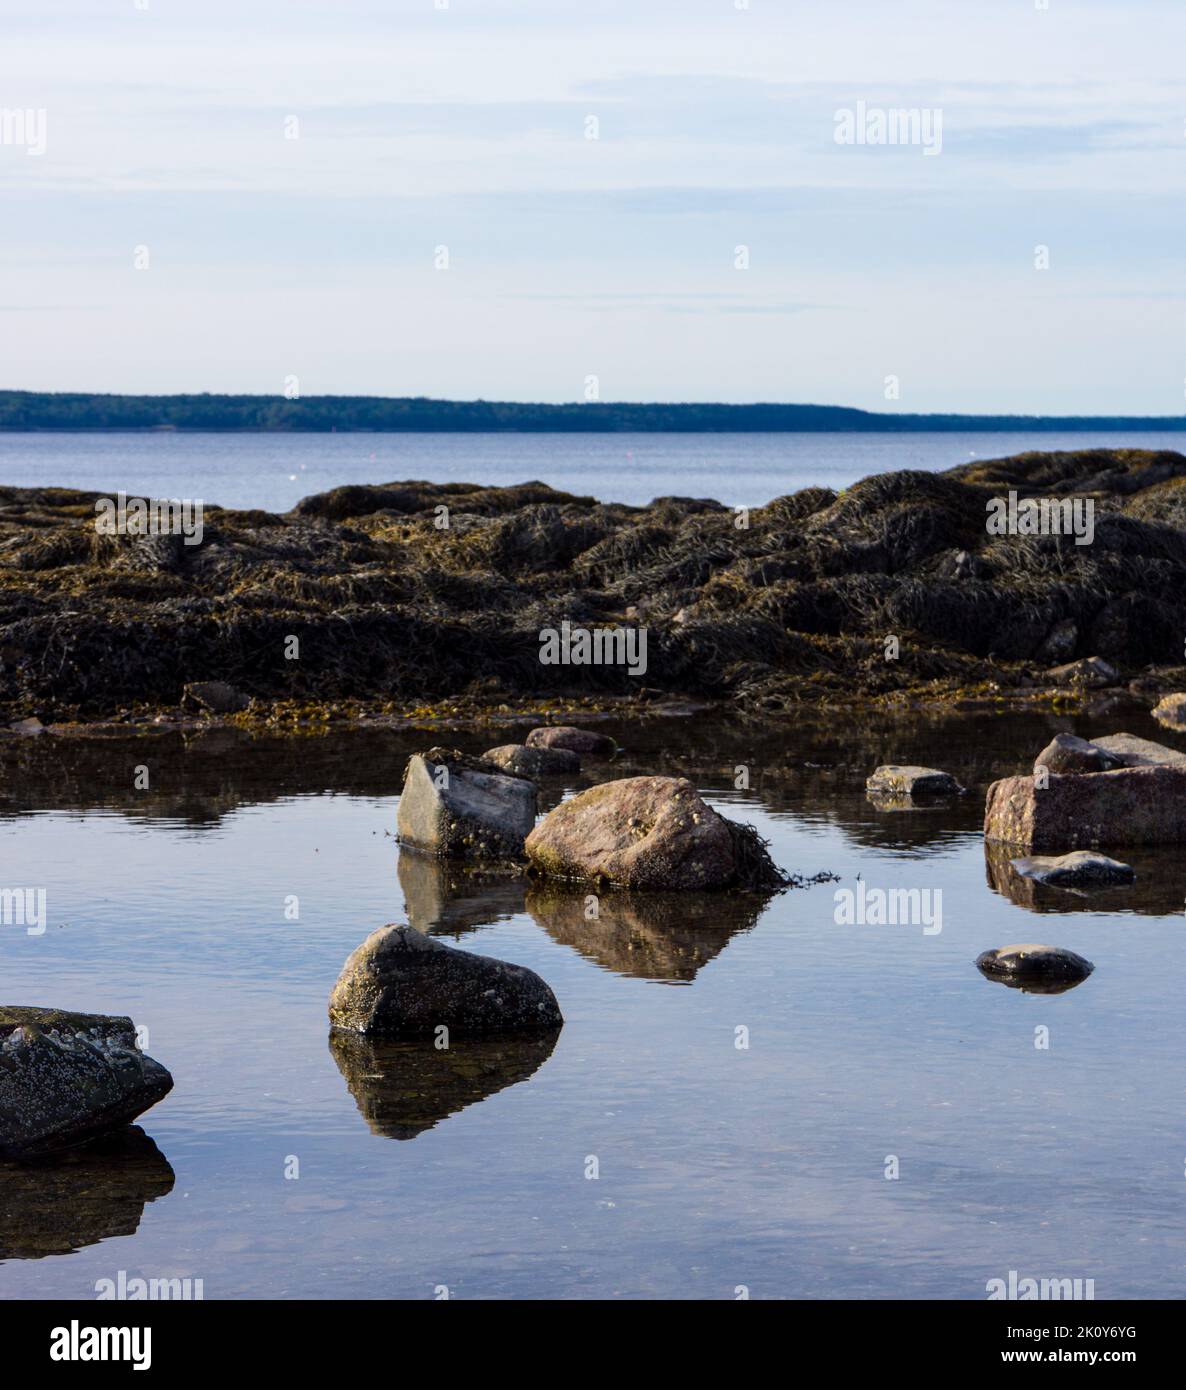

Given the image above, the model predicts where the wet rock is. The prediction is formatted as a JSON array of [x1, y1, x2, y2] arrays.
[[976, 944, 1094, 988], [182, 680, 250, 715], [866, 765, 965, 798], [1009, 850, 1135, 888], [482, 743, 581, 776], [1153, 692, 1186, 730], [1033, 733, 1123, 775], [329, 1029, 559, 1140], [328, 924, 563, 1036], [985, 763, 1186, 849], [1045, 656, 1119, 689], [0, 1127, 174, 1260], [525, 725, 616, 757], [0, 1007, 173, 1161], [524, 775, 785, 890], [397, 747, 537, 859]]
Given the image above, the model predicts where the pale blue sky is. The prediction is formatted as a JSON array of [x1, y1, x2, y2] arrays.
[[1, 0, 1183, 412]]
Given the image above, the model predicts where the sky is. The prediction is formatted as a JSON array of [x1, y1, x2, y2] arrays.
[[0, 0, 1183, 413]]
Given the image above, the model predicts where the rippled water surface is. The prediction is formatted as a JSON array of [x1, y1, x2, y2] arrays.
[[1, 707, 1184, 1299]]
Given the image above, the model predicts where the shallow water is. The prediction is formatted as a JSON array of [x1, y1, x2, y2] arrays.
[[3, 428, 1185, 512], [1, 706, 1184, 1300]]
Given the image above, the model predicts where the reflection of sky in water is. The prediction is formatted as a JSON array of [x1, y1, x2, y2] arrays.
[[2, 712, 1185, 1299]]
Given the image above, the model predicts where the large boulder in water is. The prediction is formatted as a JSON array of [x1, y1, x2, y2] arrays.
[[0, 1007, 173, 1161], [985, 763, 1186, 850], [328, 925, 563, 1036], [397, 747, 537, 859], [524, 775, 786, 890], [976, 944, 1094, 989]]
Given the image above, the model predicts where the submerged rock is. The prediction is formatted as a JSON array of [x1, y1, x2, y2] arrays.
[[0, 1007, 173, 1161], [328, 925, 563, 1036], [1152, 692, 1186, 730], [329, 1028, 559, 1140], [182, 680, 250, 714], [525, 725, 616, 757], [397, 747, 537, 859], [866, 765, 965, 798], [1009, 850, 1135, 888], [482, 743, 580, 776], [524, 775, 785, 891], [1033, 733, 1123, 775], [985, 763, 1186, 849], [976, 944, 1095, 989]]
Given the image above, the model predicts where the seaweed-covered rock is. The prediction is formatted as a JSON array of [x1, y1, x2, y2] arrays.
[[482, 743, 580, 776], [1033, 733, 1123, 775], [397, 748, 537, 859], [525, 775, 785, 890], [0, 1007, 173, 1161], [976, 944, 1094, 986], [525, 726, 616, 756], [1009, 851, 1135, 888], [328, 925, 563, 1036]]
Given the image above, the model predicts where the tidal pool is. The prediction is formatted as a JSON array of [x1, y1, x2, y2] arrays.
[[1, 707, 1184, 1299]]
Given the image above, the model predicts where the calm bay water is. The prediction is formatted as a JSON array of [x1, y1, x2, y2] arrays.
[[2, 429, 1184, 511], [1, 707, 1184, 1300]]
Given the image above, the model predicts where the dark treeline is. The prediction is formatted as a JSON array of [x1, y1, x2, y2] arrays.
[[0, 391, 1184, 433]]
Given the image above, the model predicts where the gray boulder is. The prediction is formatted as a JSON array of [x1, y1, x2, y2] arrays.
[[1009, 850, 1135, 888], [0, 1007, 173, 1161], [1091, 732, 1186, 768], [1033, 733, 1123, 775], [397, 747, 537, 859], [328, 925, 563, 1036], [483, 743, 581, 776], [525, 725, 616, 756]]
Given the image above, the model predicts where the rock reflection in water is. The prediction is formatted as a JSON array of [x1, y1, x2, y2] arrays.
[[0, 1126, 174, 1261], [526, 882, 770, 983], [329, 1029, 559, 1140], [397, 852, 528, 937], [984, 841, 1186, 915]]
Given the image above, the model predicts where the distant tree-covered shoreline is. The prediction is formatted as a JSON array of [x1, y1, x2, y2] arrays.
[[0, 391, 1182, 433]]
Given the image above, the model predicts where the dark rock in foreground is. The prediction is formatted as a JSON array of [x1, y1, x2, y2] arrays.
[[482, 743, 581, 776], [525, 774, 785, 890], [397, 748, 537, 859], [0, 1008, 173, 1161], [1010, 850, 1135, 888], [976, 944, 1095, 991], [329, 1028, 559, 1140], [328, 925, 563, 1036], [526, 726, 616, 756]]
